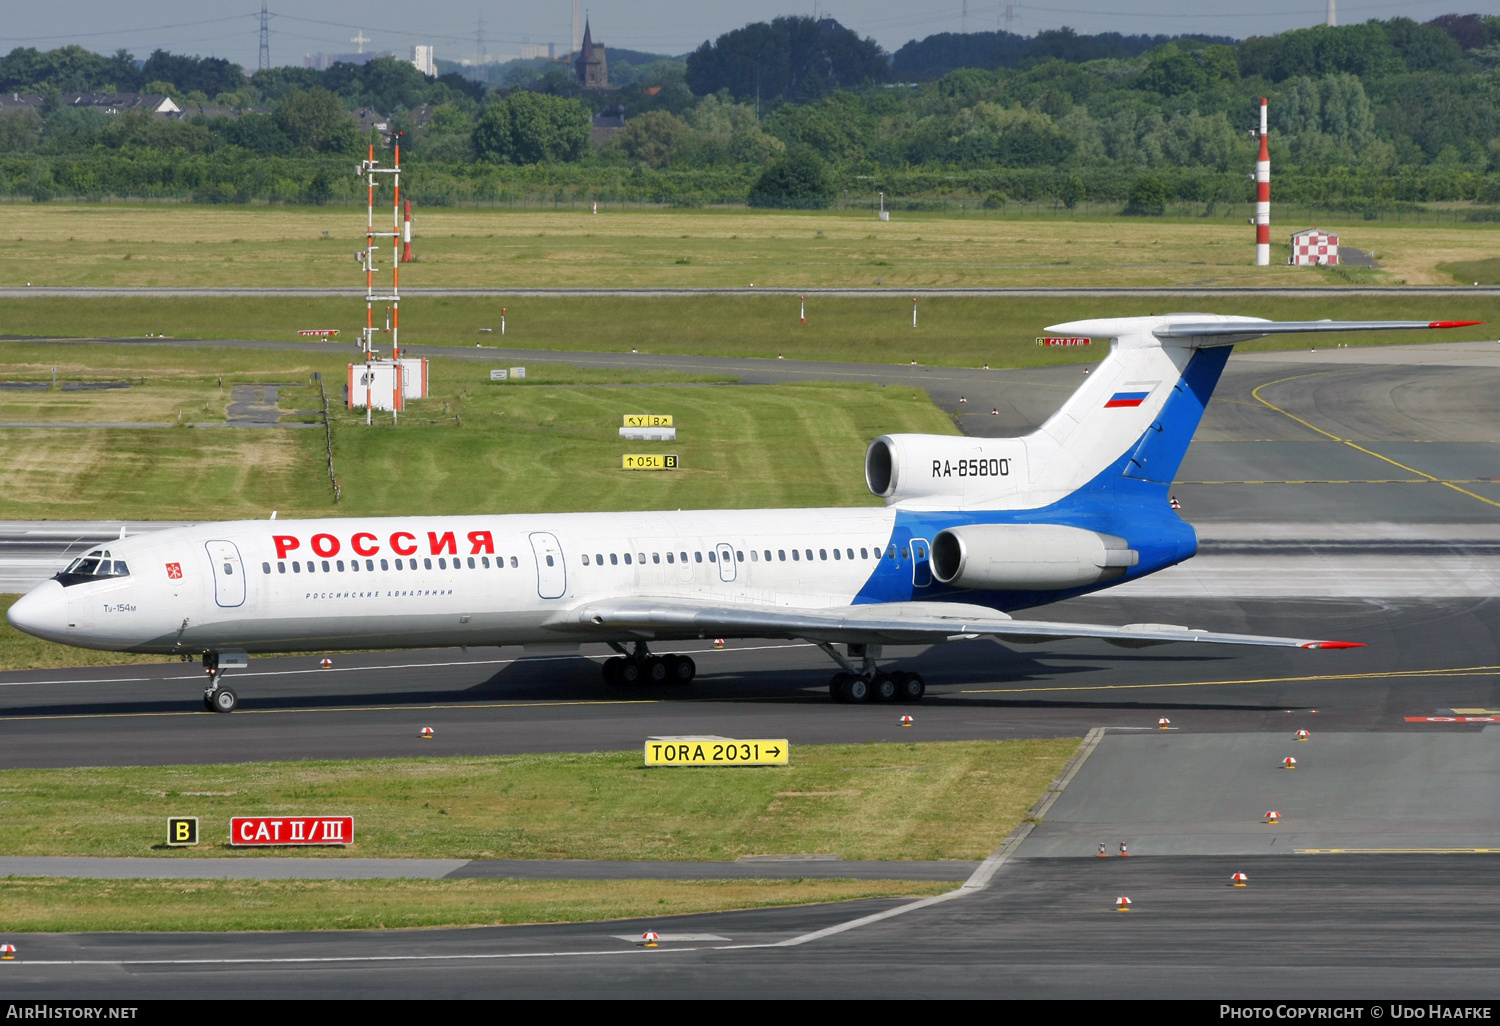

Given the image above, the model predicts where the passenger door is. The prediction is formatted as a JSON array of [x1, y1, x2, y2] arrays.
[[529, 532, 567, 599], [715, 543, 736, 583], [911, 538, 933, 588], [205, 540, 246, 608]]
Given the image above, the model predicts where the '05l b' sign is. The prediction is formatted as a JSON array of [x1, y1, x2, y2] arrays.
[[230, 816, 353, 846]]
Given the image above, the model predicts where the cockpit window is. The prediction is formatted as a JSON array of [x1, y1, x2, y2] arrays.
[[57, 549, 130, 587]]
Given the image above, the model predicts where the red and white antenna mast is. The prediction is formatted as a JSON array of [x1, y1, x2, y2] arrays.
[[358, 137, 403, 422], [1255, 97, 1270, 267]]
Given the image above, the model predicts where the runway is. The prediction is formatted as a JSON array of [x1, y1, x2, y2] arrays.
[[6, 285, 1500, 298], [4, 340, 1500, 997]]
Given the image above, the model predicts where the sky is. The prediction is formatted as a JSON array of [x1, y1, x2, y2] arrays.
[[4, 0, 1499, 72]]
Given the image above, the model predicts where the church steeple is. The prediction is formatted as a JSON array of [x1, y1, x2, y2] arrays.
[[580, 17, 593, 57], [573, 15, 608, 88]]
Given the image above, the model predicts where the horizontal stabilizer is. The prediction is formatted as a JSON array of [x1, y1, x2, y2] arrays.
[[1154, 319, 1483, 343], [557, 598, 1362, 650]]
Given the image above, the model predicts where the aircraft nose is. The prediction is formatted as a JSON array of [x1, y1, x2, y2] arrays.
[[7, 580, 67, 640]]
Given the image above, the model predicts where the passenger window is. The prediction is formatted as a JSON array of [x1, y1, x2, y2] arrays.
[[916, 544, 927, 559], [680, 552, 688, 563], [583, 554, 590, 566], [546, 555, 554, 566], [262, 562, 271, 574], [638, 552, 646, 564], [424, 558, 432, 570], [779, 550, 786, 561], [847, 548, 854, 559], [510, 556, 518, 568], [293, 561, 301, 573], [861, 548, 869, 559], [468, 557, 476, 569], [819, 549, 827, 560], [278, 562, 286, 574], [666, 552, 674, 564], [394, 559, 402, 570], [764, 550, 772, 561], [708, 551, 716, 563], [736, 550, 744, 561], [901, 547, 909, 559], [695, 552, 703, 563], [610, 553, 618, 565], [481, 557, 489, 568], [441, 558, 449, 570], [750, 550, 757, 562], [792, 549, 800, 561], [337, 560, 345, 571], [833, 549, 840, 560], [321, 560, 331, 572], [805, 549, 813, 560], [367, 559, 374, 571], [653, 553, 660, 564], [352, 560, 360, 572], [595, 553, 603, 565], [624, 553, 632, 565]]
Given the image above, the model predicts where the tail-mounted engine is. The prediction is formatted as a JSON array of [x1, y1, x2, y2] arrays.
[[865, 434, 1029, 509], [930, 523, 1138, 591]]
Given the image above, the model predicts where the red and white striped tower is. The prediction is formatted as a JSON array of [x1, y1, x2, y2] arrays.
[[1255, 97, 1270, 266], [401, 198, 413, 263]]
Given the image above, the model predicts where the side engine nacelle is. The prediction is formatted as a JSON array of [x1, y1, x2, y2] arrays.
[[930, 523, 1138, 592], [865, 434, 1029, 509]]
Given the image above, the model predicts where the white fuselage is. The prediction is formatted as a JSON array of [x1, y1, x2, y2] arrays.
[[17, 509, 909, 654]]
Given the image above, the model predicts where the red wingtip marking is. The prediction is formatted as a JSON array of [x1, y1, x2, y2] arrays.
[[1302, 641, 1366, 650], [1428, 320, 1484, 329]]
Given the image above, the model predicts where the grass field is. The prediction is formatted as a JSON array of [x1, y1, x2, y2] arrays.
[[0, 344, 955, 521], [4, 204, 1498, 288], [0, 740, 1076, 860], [6, 293, 1498, 369], [0, 877, 951, 933]]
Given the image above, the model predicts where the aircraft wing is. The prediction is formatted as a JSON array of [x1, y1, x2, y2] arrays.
[[553, 598, 1362, 650]]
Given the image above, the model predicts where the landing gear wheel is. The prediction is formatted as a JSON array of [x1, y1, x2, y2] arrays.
[[829, 672, 852, 702], [844, 675, 872, 703], [210, 687, 238, 713], [667, 655, 696, 684], [645, 656, 669, 684], [871, 673, 898, 703], [602, 657, 626, 686], [619, 659, 642, 685], [895, 671, 926, 702]]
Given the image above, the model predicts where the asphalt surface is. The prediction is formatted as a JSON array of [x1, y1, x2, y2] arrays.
[[6, 285, 1500, 297], [5, 339, 1500, 998]]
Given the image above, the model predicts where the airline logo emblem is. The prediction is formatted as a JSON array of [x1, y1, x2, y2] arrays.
[[165, 562, 183, 580], [1104, 391, 1150, 408]]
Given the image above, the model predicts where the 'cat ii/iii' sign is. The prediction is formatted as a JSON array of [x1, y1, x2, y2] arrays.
[[230, 816, 353, 846]]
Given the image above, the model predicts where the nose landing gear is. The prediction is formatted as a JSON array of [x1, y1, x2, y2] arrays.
[[601, 642, 696, 687], [201, 652, 240, 713], [820, 644, 926, 703]]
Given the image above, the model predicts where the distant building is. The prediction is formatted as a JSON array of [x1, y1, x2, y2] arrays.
[[411, 45, 436, 77], [304, 51, 396, 70], [521, 43, 556, 60], [591, 105, 625, 146], [573, 19, 608, 88], [0, 94, 44, 113], [1289, 227, 1339, 266], [62, 93, 181, 116]]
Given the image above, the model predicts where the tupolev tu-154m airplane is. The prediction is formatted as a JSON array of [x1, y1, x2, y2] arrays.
[[8, 314, 1480, 712]]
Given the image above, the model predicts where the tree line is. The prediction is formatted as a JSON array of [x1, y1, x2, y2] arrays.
[[2, 15, 1500, 210]]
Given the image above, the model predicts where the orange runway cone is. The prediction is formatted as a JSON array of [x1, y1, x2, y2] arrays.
[[641, 931, 659, 948], [420, 726, 434, 740], [1114, 897, 1131, 912], [0, 944, 14, 959], [1264, 810, 1280, 824], [1097, 843, 1108, 858], [900, 715, 913, 727], [319, 658, 333, 669], [1118, 842, 1130, 857], [1296, 729, 1310, 741], [1283, 756, 1298, 770], [714, 638, 725, 649], [1157, 717, 1171, 729], [1231, 872, 1249, 887]]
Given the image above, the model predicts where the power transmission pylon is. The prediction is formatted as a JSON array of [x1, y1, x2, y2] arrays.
[[258, 2, 271, 71]]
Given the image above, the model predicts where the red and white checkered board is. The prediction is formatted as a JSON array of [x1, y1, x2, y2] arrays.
[[1291, 231, 1339, 266]]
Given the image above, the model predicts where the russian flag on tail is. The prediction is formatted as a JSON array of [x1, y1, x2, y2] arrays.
[[1105, 391, 1150, 408]]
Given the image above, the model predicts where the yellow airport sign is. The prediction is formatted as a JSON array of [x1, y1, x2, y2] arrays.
[[645, 737, 789, 766], [624, 415, 673, 427], [167, 816, 200, 847], [623, 454, 678, 470]]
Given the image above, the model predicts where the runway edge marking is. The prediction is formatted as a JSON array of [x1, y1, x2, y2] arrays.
[[728, 727, 1109, 951]]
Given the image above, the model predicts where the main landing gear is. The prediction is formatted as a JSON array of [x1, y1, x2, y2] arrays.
[[819, 643, 926, 704], [201, 652, 238, 713], [601, 641, 696, 687]]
